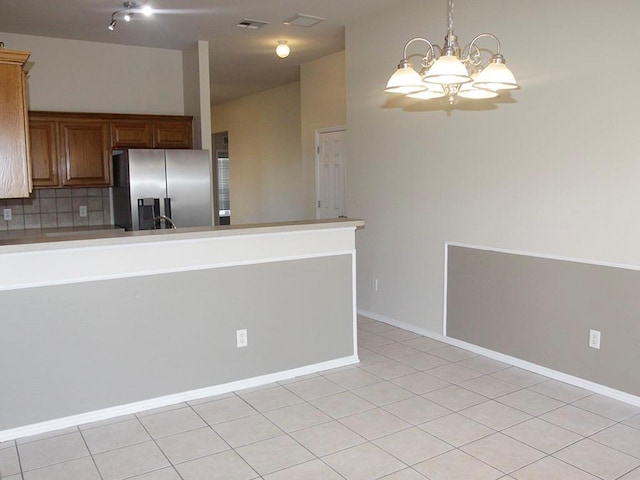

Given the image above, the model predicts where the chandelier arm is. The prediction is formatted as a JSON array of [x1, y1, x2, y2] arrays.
[[462, 43, 482, 66], [467, 33, 502, 56], [401, 37, 437, 64]]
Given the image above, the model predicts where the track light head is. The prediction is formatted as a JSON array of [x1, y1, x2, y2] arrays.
[[108, 1, 153, 31]]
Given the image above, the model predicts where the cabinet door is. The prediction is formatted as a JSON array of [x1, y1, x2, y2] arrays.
[[154, 120, 192, 149], [59, 121, 112, 187], [29, 119, 60, 187], [0, 50, 31, 198], [111, 121, 153, 148]]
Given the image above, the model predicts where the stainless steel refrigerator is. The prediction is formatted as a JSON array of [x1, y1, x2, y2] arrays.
[[112, 149, 213, 231]]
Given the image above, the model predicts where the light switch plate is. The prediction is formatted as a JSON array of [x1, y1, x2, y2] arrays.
[[79, 205, 88, 217], [3, 208, 12, 221]]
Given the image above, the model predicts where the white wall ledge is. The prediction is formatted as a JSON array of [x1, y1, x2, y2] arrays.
[[0, 218, 365, 252], [0, 218, 364, 291]]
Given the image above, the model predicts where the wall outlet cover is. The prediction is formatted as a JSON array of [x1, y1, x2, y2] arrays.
[[3, 208, 12, 221], [236, 329, 248, 348], [589, 329, 601, 349]]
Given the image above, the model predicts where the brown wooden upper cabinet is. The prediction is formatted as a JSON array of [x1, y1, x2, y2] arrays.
[[111, 117, 192, 149], [29, 112, 193, 188], [59, 119, 112, 187], [28, 119, 59, 188], [154, 120, 193, 149], [0, 49, 32, 198], [110, 121, 154, 149]]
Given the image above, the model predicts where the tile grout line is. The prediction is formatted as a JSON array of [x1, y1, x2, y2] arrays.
[[76, 428, 105, 480]]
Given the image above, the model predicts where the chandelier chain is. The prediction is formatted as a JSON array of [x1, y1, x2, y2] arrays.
[[448, 0, 454, 33]]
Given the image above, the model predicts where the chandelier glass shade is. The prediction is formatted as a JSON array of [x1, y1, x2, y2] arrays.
[[423, 54, 471, 85], [384, 0, 519, 104], [384, 61, 426, 94]]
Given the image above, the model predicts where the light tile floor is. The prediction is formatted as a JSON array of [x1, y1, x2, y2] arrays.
[[2, 315, 640, 480]]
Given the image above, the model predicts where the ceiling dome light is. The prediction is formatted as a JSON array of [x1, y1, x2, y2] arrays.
[[141, 5, 153, 16], [276, 40, 290, 59]]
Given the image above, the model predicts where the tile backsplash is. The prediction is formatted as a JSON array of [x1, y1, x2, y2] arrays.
[[0, 188, 112, 231]]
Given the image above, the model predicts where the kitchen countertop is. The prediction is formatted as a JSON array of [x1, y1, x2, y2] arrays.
[[0, 225, 124, 242], [0, 218, 365, 253]]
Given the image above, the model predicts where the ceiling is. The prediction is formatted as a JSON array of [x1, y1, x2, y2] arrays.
[[0, 0, 395, 105]]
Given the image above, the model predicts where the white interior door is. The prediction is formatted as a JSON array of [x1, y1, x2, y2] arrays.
[[316, 129, 346, 219]]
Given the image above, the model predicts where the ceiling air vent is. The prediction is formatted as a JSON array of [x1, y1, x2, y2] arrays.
[[235, 18, 270, 30], [283, 14, 326, 28]]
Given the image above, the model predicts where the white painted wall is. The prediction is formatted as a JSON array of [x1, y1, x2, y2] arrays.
[[211, 83, 303, 224], [347, 0, 640, 333], [182, 40, 212, 151], [301, 51, 347, 217], [0, 32, 184, 114]]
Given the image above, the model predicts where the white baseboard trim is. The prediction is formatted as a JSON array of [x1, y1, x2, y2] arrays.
[[0, 354, 359, 443], [357, 309, 640, 408]]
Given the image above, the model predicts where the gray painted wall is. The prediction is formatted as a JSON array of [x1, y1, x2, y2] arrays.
[[1, 254, 354, 430], [447, 245, 640, 397]]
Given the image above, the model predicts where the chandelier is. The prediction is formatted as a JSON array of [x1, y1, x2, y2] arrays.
[[384, 0, 519, 104]]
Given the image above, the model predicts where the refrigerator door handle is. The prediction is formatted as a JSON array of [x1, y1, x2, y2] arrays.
[[164, 198, 172, 222], [153, 199, 162, 229]]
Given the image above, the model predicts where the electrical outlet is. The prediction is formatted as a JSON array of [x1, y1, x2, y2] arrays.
[[236, 329, 248, 348], [79, 205, 88, 217], [3, 208, 12, 221], [589, 329, 601, 349]]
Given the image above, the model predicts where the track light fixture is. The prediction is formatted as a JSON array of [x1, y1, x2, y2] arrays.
[[107, 1, 153, 31]]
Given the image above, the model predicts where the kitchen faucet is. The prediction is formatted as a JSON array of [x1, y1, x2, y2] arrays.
[[152, 215, 177, 229]]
